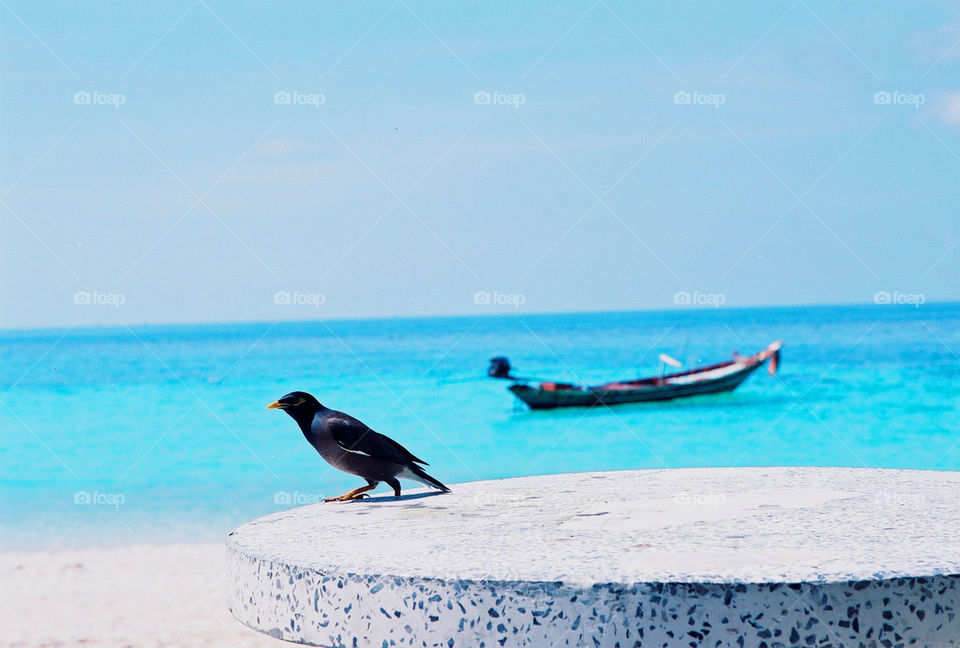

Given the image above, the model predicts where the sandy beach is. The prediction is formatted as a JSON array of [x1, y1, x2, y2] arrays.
[[0, 544, 278, 648]]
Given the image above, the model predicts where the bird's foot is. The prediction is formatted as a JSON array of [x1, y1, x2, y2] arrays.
[[324, 490, 372, 502]]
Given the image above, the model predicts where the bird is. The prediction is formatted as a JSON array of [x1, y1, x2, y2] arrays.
[[267, 391, 450, 502]]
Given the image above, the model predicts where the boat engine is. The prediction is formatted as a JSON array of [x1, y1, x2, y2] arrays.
[[488, 356, 513, 379]]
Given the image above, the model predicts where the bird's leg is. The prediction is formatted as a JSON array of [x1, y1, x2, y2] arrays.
[[324, 484, 377, 502], [385, 477, 402, 497]]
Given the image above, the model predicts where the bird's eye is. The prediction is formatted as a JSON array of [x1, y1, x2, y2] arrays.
[[294, 397, 306, 406]]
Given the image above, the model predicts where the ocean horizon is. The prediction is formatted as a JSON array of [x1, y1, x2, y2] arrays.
[[3, 298, 953, 336], [2, 301, 958, 550]]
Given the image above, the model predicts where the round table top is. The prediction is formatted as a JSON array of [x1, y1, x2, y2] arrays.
[[227, 467, 960, 585]]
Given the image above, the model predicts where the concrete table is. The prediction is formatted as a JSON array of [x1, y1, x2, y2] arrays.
[[227, 468, 960, 646]]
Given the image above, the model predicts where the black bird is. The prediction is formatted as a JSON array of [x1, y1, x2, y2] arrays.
[[267, 391, 450, 501]]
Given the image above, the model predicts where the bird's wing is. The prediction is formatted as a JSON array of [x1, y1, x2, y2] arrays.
[[326, 416, 429, 466]]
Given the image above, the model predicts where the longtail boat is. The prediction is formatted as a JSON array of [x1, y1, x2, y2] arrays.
[[489, 341, 781, 410]]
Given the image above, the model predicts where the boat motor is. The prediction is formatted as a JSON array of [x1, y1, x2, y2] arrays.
[[488, 356, 514, 379]]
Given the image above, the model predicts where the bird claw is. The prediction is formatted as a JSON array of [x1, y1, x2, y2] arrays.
[[324, 492, 371, 502]]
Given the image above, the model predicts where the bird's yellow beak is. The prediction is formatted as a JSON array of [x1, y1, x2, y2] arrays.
[[266, 401, 284, 410]]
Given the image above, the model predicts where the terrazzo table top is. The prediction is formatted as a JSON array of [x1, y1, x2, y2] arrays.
[[227, 467, 960, 585]]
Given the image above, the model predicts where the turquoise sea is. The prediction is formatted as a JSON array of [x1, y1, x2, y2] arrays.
[[1, 304, 958, 550]]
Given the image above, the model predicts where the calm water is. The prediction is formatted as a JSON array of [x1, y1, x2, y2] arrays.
[[1, 304, 958, 549]]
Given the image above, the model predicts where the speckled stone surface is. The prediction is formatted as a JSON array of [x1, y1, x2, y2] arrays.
[[227, 468, 960, 646]]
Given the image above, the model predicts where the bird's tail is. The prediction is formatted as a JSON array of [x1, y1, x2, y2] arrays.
[[404, 465, 450, 492]]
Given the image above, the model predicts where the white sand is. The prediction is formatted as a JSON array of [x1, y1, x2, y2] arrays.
[[0, 544, 280, 648]]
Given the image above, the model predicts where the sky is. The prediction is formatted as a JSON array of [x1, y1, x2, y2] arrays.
[[1, 0, 958, 328]]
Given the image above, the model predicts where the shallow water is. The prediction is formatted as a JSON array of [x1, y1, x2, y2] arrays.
[[1, 303, 957, 549]]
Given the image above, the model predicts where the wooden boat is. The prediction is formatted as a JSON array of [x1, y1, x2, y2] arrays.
[[491, 341, 781, 410]]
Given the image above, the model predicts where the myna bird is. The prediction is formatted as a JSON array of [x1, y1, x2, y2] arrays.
[[267, 391, 450, 501]]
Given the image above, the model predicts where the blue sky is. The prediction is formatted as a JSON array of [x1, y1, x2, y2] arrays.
[[1, 1, 958, 327]]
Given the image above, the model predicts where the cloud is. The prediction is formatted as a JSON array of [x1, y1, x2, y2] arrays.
[[257, 137, 303, 157], [912, 16, 960, 63], [929, 91, 960, 129]]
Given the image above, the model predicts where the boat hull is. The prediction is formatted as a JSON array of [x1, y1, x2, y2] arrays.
[[509, 360, 765, 410]]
